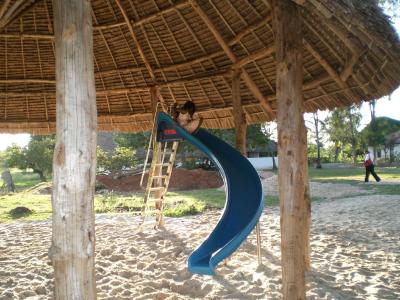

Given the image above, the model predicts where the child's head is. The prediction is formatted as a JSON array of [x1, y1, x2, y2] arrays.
[[181, 101, 196, 117]]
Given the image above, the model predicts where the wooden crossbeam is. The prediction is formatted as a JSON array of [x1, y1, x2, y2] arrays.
[[114, 0, 170, 109], [0, 0, 40, 30], [303, 39, 346, 89], [115, 0, 156, 82], [189, 0, 274, 118], [0, 0, 12, 19], [0, 68, 331, 97], [0, 33, 54, 39]]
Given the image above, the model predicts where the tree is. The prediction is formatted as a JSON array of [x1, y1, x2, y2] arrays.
[[3, 136, 55, 181], [247, 124, 271, 152], [114, 131, 151, 149], [324, 106, 362, 164], [96, 147, 110, 173], [96, 146, 137, 174], [347, 106, 359, 165], [3, 144, 27, 170], [25, 136, 55, 181], [361, 117, 400, 162], [309, 112, 325, 168], [261, 122, 278, 170]]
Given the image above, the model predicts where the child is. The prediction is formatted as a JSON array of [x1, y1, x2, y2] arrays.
[[171, 101, 203, 134]]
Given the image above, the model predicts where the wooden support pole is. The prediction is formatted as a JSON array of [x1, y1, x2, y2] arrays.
[[231, 70, 247, 156], [271, 1, 310, 299], [50, 0, 97, 299]]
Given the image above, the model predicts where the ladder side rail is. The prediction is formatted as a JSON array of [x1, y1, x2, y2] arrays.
[[140, 142, 161, 225], [140, 129, 154, 188]]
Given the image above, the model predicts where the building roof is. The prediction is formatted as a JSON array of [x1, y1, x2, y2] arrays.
[[0, 0, 399, 133]]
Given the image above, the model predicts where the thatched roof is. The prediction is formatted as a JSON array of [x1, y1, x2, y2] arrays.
[[0, 0, 399, 133]]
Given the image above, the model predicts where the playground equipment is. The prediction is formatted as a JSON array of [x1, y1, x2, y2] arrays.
[[141, 112, 264, 275]]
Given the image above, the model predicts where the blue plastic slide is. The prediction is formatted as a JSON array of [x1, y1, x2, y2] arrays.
[[156, 112, 264, 275]]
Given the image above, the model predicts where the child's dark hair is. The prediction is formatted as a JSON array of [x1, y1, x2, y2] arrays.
[[181, 101, 196, 117]]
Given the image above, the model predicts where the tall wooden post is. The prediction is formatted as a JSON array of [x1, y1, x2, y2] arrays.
[[50, 0, 97, 299], [232, 70, 247, 156], [271, 1, 310, 299]]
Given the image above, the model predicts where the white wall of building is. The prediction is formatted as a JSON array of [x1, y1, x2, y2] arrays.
[[247, 157, 278, 170]]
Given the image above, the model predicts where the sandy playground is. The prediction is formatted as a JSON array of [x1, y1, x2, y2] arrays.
[[0, 180, 399, 299]]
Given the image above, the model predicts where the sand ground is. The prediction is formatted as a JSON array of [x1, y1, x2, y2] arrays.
[[0, 187, 399, 299]]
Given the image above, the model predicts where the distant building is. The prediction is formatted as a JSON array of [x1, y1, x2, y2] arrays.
[[247, 140, 277, 158], [247, 140, 278, 170], [385, 131, 400, 161]]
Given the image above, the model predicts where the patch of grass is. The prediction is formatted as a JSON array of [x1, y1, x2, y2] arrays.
[[308, 167, 400, 184], [0, 193, 52, 222], [359, 183, 400, 195], [265, 195, 279, 206], [8, 169, 44, 190], [94, 192, 144, 213], [1, 188, 286, 222]]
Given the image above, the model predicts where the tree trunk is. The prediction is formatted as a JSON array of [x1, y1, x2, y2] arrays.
[[334, 143, 340, 162], [369, 101, 378, 164], [1, 170, 15, 192], [272, 1, 310, 299], [313, 112, 322, 168], [272, 154, 277, 171], [347, 107, 357, 165], [50, 0, 97, 299], [33, 169, 46, 182], [232, 69, 247, 156]]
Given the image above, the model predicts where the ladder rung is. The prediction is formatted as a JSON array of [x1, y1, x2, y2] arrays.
[[149, 187, 165, 192], [155, 163, 171, 167], [152, 175, 168, 179], [163, 149, 175, 154]]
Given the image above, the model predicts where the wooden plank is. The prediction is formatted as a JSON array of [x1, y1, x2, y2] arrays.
[[49, 0, 97, 299], [271, 1, 310, 299]]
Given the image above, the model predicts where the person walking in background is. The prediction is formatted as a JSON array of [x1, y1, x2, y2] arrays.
[[364, 150, 381, 182]]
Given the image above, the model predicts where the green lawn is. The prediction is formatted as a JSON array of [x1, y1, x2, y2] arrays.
[[308, 166, 400, 195], [308, 166, 400, 183], [0, 188, 282, 223], [9, 168, 43, 190]]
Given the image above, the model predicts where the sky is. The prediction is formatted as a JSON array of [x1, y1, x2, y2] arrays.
[[0, 5, 399, 151]]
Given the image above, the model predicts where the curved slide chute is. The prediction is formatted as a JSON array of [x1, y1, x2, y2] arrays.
[[157, 112, 264, 275]]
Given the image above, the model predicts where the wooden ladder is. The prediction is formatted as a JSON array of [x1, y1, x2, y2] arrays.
[[140, 140, 179, 228]]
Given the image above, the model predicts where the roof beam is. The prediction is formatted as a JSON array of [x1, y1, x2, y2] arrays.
[[0, 69, 230, 96], [0, 78, 55, 84], [0, 0, 40, 31], [114, 0, 170, 109], [0, 0, 12, 20], [291, 0, 306, 5], [0, 33, 54, 39], [303, 39, 346, 89], [189, 0, 274, 118], [115, 0, 156, 82], [304, 38, 359, 103]]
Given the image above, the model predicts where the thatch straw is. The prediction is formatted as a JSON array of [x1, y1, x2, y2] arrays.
[[0, 0, 399, 133]]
